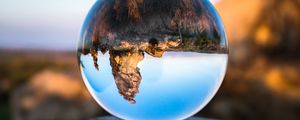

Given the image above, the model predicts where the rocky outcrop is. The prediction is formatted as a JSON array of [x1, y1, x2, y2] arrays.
[[109, 50, 143, 104], [103, 39, 180, 103]]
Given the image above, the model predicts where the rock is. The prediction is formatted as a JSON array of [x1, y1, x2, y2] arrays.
[[87, 35, 181, 103], [90, 48, 99, 70], [109, 50, 143, 103]]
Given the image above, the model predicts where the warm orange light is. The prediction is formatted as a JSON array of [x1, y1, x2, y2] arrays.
[[255, 25, 271, 45], [265, 67, 300, 98]]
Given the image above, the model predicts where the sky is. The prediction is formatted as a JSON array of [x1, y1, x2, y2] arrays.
[[0, 0, 220, 50]]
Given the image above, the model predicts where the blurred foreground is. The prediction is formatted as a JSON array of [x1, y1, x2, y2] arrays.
[[0, 50, 107, 120], [0, 0, 300, 120]]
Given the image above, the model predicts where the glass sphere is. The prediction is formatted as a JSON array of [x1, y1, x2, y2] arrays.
[[78, 0, 228, 119]]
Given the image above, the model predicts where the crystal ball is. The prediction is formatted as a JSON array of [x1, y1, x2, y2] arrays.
[[78, 0, 228, 119]]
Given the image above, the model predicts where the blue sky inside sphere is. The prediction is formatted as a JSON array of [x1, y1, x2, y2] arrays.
[[0, 0, 220, 50]]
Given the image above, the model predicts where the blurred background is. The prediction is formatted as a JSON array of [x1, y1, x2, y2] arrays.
[[0, 0, 299, 120]]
